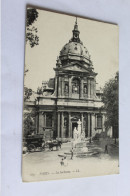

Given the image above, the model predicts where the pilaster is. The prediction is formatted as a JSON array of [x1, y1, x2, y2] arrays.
[[57, 112, 60, 138], [54, 76, 58, 97], [95, 113, 97, 130], [68, 112, 71, 138], [69, 76, 72, 98], [61, 112, 64, 138], [88, 78, 91, 98], [91, 113, 96, 137], [93, 78, 96, 97], [88, 113, 91, 137], [44, 113, 46, 127], [61, 77, 64, 96], [58, 76, 61, 97], [80, 78, 83, 99], [91, 79, 94, 98]]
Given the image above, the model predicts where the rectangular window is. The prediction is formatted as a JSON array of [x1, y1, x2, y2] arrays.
[[97, 115, 102, 128], [46, 113, 52, 127]]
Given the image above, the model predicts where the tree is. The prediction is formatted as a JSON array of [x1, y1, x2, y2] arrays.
[[23, 8, 39, 137], [26, 8, 39, 48], [37, 87, 43, 95], [24, 87, 33, 101], [23, 109, 37, 137], [102, 72, 119, 143], [24, 8, 39, 75], [26, 8, 38, 26], [24, 8, 39, 99]]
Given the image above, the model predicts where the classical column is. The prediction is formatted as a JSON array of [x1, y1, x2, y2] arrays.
[[37, 112, 39, 133], [39, 112, 43, 133], [91, 113, 95, 137], [84, 113, 88, 137], [80, 78, 83, 99], [42, 113, 44, 128], [90, 114, 92, 138], [61, 112, 64, 138], [53, 111, 57, 138], [54, 76, 58, 97], [69, 76, 72, 98], [61, 77, 64, 97], [57, 112, 60, 138], [52, 112, 54, 129], [90, 79, 94, 98], [88, 113, 91, 137], [44, 113, 46, 127], [35, 115, 38, 134], [93, 79, 96, 98], [58, 76, 61, 97], [88, 78, 91, 98], [81, 113, 84, 132], [68, 112, 71, 138], [95, 114, 97, 130], [102, 114, 105, 132]]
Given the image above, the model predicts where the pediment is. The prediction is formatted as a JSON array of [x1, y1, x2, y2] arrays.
[[62, 64, 89, 72]]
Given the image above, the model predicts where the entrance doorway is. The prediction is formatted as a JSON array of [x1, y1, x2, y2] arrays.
[[72, 122, 78, 138]]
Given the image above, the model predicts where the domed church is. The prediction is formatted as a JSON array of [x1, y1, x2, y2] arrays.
[[34, 19, 106, 140]]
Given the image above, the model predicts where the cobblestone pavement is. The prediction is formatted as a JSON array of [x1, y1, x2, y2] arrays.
[[22, 139, 119, 182]]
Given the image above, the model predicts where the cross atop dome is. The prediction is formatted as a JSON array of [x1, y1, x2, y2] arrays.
[[74, 17, 78, 31], [72, 17, 80, 43]]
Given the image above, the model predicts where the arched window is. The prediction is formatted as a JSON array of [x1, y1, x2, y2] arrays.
[[72, 78, 80, 94], [84, 84, 87, 94], [64, 117, 68, 127]]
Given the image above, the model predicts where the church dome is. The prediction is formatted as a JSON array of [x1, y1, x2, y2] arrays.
[[60, 41, 90, 59], [59, 18, 92, 66]]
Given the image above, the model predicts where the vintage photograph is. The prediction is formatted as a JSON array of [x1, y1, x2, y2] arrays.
[[22, 7, 119, 182]]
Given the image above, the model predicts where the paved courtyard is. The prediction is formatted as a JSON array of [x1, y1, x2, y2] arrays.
[[22, 139, 119, 182]]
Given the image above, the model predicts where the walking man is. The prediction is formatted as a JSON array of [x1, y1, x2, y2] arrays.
[[70, 147, 74, 160]]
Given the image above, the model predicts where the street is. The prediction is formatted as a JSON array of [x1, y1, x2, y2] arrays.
[[22, 139, 119, 182]]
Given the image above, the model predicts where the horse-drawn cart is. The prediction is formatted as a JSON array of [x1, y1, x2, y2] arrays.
[[24, 134, 45, 152], [46, 140, 62, 151]]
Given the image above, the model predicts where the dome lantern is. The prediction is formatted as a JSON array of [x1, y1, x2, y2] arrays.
[[72, 17, 80, 43]]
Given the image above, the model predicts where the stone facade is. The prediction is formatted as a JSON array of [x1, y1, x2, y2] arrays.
[[28, 19, 106, 140]]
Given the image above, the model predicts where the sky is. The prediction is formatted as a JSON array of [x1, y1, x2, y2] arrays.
[[24, 8, 118, 91]]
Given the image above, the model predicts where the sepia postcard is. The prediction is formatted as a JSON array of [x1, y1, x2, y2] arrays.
[[22, 7, 119, 182]]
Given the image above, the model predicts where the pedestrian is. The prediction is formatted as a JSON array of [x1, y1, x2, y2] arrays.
[[70, 147, 74, 160], [60, 158, 64, 166], [105, 144, 108, 154], [64, 156, 68, 166]]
